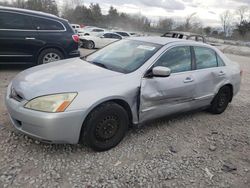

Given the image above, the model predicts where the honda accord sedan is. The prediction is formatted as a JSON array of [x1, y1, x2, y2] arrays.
[[5, 37, 241, 151]]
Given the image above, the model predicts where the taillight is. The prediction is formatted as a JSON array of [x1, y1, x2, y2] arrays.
[[72, 34, 79, 43]]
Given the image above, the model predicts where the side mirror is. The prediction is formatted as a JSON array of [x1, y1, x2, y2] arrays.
[[152, 66, 171, 77]]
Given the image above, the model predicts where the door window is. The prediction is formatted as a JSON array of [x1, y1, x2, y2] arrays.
[[217, 55, 225, 67], [110, 34, 122, 39], [154, 46, 192, 73], [194, 47, 217, 69], [103, 33, 112, 38], [0, 12, 33, 30]]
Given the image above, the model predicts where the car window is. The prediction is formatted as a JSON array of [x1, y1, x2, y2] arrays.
[[32, 17, 64, 31], [111, 34, 122, 39], [217, 55, 225, 66], [154, 46, 192, 73], [194, 47, 217, 69], [86, 40, 161, 73], [116, 32, 129, 37], [93, 29, 104, 32], [103, 33, 112, 38], [0, 12, 34, 30]]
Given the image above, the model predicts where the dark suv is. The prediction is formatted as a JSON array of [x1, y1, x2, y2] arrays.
[[0, 6, 80, 65]]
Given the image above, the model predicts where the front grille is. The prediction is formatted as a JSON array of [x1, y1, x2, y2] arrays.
[[10, 87, 24, 102]]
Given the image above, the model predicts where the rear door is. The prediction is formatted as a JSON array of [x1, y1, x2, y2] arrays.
[[140, 46, 196, 122], [192, 46, 227, 106], [0, 11, 41, 64]]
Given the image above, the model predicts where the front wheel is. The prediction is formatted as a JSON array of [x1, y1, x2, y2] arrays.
[[81, 102, 129, 151], [208, 86, 231, 114]]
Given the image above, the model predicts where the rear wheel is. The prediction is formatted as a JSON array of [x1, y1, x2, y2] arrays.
[[87, 41, 95, 49], [208, 86, 231, 114], [37, 48, 64, 64], [81, 102, 129, 151]]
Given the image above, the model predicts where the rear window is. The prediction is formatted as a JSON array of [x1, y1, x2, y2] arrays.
[[194, 47, 218, 69], [32, 17, 65, 31], [0, 11, 33, 30]]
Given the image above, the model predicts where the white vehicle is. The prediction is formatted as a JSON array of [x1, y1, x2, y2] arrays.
[[78, 27, 106, 37], [80, 32, 123, 49], [71, 24, 81, 33]]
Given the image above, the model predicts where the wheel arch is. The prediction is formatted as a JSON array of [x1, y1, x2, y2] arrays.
[[215, 83, 233, 103], [78, 98, 134, 143], [36, 45, 66, 64], [224, 83, 233, 102]]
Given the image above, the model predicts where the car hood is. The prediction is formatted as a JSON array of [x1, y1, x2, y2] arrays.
[[12, 58, 123, 100]]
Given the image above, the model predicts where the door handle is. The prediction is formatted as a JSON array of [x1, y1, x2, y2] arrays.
[[218, 71, 225, 76], [183, 77, 194, 83], [25, 37, 36, 40]]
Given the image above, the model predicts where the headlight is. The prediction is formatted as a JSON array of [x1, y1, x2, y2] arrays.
[[24, 93, 77, 112]]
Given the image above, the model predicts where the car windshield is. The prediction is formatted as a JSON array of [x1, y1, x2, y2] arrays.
[[85, 40, 162, 73]]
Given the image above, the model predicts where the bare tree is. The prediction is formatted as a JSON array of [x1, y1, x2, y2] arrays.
[[185, 12, 197, 31], [158, 18, 174, 32], [220, 10, 233, 37], [236, 6, 249, 24]]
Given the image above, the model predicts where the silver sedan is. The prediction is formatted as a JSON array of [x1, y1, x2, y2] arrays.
[[5, 37, 241, 151]]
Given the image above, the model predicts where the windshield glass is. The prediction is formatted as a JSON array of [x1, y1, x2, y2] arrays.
[[85, 39, 162, 73]]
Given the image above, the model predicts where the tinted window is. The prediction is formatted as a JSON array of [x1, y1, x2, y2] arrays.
[[154, 46, 192, 73], [217, 55, 225, 66], [111, 34, 122, 39], [92, 29, 104, 32], [116, 32, 129, 37], [0, 12, 33, 30], [194, 47, 217, 69], [32, 17, 64, 30], [103, 33, 112, 38]]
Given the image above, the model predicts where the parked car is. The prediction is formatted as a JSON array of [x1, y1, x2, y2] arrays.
[[80, 32, 123, 49], [78, 27, 106, 37], [5, 37, 241, 151], [162, 31, 206, 43], [0, 6, 80, 65]]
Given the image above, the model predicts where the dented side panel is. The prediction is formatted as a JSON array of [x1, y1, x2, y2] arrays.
[[139, 72, 196, 122]]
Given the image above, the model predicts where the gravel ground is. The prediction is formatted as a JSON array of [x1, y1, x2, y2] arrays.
[[0, 52, 250, 187]]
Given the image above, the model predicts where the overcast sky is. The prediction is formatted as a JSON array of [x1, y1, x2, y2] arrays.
[[58, 0, 250, 27]]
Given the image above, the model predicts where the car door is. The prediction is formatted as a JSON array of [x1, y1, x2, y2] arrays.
[[139, 46, 196, 122], [192, 46, 227, 106], [0, 11, 40, 64]]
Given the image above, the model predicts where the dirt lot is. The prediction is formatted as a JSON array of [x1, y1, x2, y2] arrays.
[[0, 52, 250, 187]]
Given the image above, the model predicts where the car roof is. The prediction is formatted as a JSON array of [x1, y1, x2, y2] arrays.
[[129, 36, 211, 47], [0, 6, 64, 21]]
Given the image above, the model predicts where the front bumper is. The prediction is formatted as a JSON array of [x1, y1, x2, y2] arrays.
[[5, 88, 85, 144]]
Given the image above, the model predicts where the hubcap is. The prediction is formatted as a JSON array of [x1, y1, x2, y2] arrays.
[[218, 91, 228, 107], [88, 42, 93, 49], [43, 53, 61, 64], [95, 116, 119, 141]]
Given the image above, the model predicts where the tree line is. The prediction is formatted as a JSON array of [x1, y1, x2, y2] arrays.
[[1, 0, 250, 39]]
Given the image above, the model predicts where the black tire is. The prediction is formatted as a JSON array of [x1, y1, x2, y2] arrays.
[[81, 102, 129, 151], [37, 48, 64, 64], [87, 41, 95, 49], [208, 86, 231, 114]]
